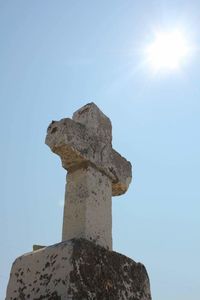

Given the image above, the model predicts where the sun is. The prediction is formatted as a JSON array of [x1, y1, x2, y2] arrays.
[[146, 29, 190, 71]]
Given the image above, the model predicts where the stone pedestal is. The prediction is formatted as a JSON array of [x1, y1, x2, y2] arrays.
[[6, 239, 151, 300]]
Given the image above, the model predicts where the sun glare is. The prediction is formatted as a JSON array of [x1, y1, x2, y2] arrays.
[[146, 29, 190, 72]]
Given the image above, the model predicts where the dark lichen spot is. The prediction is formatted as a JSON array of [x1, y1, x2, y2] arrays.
[[51, 127, 58, 134], [45, 262, 50, 268]]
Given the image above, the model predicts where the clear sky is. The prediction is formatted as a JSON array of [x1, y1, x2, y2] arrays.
[[0, 1, 200, 299]]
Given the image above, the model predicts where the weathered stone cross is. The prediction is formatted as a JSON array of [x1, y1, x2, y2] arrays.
[[45, 103, 132, 250]]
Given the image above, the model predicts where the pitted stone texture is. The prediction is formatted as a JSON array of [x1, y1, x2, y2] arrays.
[[6, 241, 73, 300], [45, 103, 132, 196], [6, 239, 152, 300], [72, 102, 112, 146], [62, 165, 112, 249]]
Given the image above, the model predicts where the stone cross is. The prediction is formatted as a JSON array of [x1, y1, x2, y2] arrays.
[[45, 103, 132, 250]]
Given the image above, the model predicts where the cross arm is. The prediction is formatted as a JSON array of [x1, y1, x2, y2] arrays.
[[45, 117, 132, 196]]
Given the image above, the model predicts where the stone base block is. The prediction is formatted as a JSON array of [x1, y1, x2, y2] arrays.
[[6, 239, 151, 300]]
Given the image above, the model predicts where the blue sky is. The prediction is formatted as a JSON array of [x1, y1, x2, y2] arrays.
[[0, 1, 200, 299]]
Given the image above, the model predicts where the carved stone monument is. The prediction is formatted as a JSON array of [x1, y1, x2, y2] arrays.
[[46, 103, 131, 250], [6, 103, 151, 300]]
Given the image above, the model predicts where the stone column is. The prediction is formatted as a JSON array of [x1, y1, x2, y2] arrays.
[[63, 166, 112, 249]]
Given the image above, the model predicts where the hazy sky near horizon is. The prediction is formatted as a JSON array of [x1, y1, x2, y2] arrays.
[[1, 1, 200, 299]]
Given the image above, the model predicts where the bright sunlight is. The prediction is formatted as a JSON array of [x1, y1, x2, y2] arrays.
[[146, 29, 191, 72]]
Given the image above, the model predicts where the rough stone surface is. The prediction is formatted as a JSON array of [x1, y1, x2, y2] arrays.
[[6, 239, 151, 300], [45, 103, 132, 196]]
